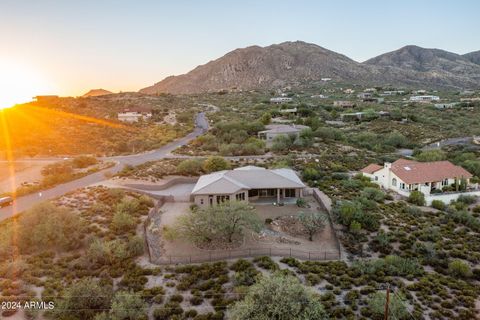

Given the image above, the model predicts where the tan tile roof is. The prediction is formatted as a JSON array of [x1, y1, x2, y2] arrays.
[[361, 164, 383, 174], [390, 159, 472, 184], [191, 166, 305, 195]]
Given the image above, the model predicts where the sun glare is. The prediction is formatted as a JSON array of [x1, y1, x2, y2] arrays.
[[0, 60, 56, 109]]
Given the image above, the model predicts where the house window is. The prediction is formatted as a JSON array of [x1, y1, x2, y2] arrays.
[[400, 183, 405, 189], [217, 195, 230, 204], [200, 199, 204, 205], [236, 193, 245, 201], [442, 179, 449, 186], [284, 189, 296, 197], [392, 178, 397, 187], [374, 176, 378, 181]]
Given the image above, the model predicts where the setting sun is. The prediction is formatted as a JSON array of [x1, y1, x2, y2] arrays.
[[0, 60, 56, 109]]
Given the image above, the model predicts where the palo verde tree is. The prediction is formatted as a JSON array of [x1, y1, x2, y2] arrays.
[[298, 211, 328, 241], [173, 201, 262, 244], [230, 273, 328, 320]]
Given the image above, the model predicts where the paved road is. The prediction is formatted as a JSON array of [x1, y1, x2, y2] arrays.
[[0, 112, 208, 222]]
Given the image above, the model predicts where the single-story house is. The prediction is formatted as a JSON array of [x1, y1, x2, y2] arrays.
[[357, 92, 373, 99], [361, 159, 476, 203], [270, 97, 293, 104], [258, 124, 310, 146], [434, 103, 458, 109], [191, 166, 306, 206], [118, 107, 153, 122], [409, 95, 440, 102]]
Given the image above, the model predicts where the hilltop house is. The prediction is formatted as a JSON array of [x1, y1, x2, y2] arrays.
[[117, 107, 153, 122], [361, 159, 477, 205], [409, 95, 440, 102], [258, 124, 310, 146], [191, 166, 306, 206]]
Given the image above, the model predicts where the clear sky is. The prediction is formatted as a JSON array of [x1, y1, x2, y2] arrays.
[[0, 0, 479, 98]]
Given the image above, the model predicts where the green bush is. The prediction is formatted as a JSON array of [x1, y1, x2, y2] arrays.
[[408, 191, 425, 206], [177, 159, 204, 176], [431, 200, 446, 211], [448, 259, 472, 278]]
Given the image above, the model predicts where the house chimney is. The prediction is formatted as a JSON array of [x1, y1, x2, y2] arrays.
[[384, 162, 392, 169]]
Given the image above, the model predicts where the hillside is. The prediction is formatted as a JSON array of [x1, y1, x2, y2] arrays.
[[82, 88, 113, 97], [0, 94, 196, 157], [464, 50, 480, 65], [364, 45, 480, 88], [140, 41, 480, 94]]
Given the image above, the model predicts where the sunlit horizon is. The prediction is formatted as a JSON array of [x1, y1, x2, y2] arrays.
[[0, 59, 58, 109]]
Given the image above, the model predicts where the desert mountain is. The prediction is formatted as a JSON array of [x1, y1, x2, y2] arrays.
[[464, 50, 480, 65], [140, 41, 480, 94], [82, 89, 113, 97]]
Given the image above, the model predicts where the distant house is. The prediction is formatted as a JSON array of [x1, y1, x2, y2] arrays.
[[340, 111, 389, 121], [357, 92, 373, 99], [258, 124, 310, 146], [279, 107, 298, 116], [191, 166, 306, 206], [381, 90, 405, 96], [117, 107, 153, 122], [334, 100, 356, 108], [311, 94, 328, 99], [413, 90, 427, 94], [270, 97, 293, 104], [410, 95, 440, 102], [361, 159, 477, 205], [434, 103, 458, 109], [321, 78, 332, 82], [344, 89, 355, 94]]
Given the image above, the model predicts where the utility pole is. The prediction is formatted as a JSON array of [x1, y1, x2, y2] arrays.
[[384, 285, 390, 320]]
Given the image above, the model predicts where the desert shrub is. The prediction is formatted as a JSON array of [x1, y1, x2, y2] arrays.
[[448, 259, 472, 278], [253, 256, 278, 271], [53, 278, 113, 320], [296, 198, 308, 207], [107, 291, 147, 320], [72, 155, 98, 168], [457, 194, 477, 205], [203, 156, 230, 173], [431, 200, 446, 211], [18, 202, 84, 253], [230, 259, 254, 272], [415, 150, 447, 162], [229, 273, 327, 320], [234, 268, 260, 287], [361, 187, 385, 202], [177, 159, 204, 176], [408, 191, 425, 206], [153, 302, 183, 320]]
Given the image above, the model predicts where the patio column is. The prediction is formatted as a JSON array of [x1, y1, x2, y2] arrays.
[[277, 188, 280, 203]]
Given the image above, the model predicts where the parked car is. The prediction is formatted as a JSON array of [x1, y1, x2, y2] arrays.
[[0, 196, 13, 208]]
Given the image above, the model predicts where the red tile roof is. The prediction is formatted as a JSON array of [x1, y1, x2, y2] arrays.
[[390, 159, 472, 184], [361, 164, 383, 174]]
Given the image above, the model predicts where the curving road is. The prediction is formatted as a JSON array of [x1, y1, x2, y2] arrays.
[[0, 112, 208, 222]]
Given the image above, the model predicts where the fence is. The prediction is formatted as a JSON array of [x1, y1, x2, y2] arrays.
[[153, 247, 341, 265], [311, 188, 343, 259]]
